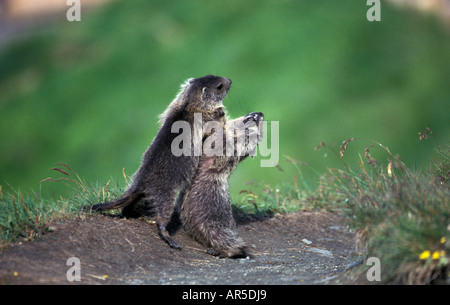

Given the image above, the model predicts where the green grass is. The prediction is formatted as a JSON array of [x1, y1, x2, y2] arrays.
[[238, 131, 449, 284], [333, 139, 449, 284], [0, 163, 126, 244], [233, 156, 339, 215], [0, 186, 52, 243]]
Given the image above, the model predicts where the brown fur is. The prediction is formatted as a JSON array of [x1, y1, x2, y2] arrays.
[[180, 112, 264, 258], [86, 75, 232, 249]]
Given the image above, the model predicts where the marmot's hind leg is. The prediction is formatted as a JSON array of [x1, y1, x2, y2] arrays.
[[204, 227, 247, 258], [157, 222, 180, 249], [156, 193, 182, 249]]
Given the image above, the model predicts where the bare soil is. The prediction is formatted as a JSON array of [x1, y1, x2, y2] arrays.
[[0, 210, 361, 285]]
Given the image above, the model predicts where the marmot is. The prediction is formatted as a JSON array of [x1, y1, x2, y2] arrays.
[[86, 75, 232, 249], [180, 111, 264, 258]]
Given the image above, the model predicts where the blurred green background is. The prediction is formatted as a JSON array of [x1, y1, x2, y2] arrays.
[[0, 0, 449, 199]]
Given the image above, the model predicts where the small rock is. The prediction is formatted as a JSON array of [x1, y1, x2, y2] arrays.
[[301, 238, 312, 245], [308, 248, 333, 258], [328, 226, 347, 232]]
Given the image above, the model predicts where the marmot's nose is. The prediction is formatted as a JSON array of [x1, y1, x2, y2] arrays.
[[221, 77, 232, 91]]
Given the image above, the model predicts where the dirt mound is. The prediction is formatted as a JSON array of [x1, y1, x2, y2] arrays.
[[0, 211, 359, 284]]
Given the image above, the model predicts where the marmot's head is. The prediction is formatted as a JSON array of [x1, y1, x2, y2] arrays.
[[186, 75, 232, 110], [160, 75, 232, 125]]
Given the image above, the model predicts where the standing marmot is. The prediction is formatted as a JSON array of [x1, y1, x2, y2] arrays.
[[181, 112, 264, 258], [87, 75, 232, 249]]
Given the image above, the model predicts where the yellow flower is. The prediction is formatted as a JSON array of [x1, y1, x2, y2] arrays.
[[387, 162, 393, 177], [419, 250, 430, 260], [432, 251, 440, 260], [13, 272, 18, 276], [440, 237, 446, 244]]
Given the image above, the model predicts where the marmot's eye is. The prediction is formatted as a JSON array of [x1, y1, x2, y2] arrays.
[[216, 84, 223, 90]]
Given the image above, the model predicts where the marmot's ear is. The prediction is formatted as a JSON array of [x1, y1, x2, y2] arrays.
[[202, 87, 208, 100]]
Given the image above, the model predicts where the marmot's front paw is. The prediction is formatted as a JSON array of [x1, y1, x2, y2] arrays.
[[243, 112, 264, 125], [214, 107, 225, 119]]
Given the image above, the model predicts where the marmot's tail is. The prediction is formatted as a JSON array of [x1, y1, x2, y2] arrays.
[[84, 192, 143, 212]]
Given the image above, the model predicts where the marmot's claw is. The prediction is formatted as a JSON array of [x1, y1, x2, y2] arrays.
[[243, 112, 264, 124], [166, 237, 182, 250]]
